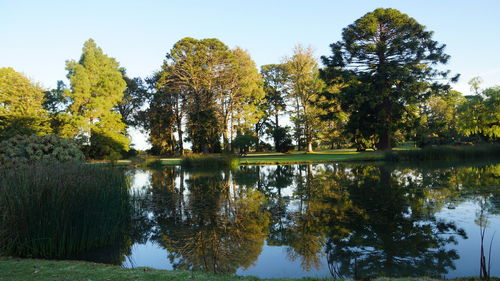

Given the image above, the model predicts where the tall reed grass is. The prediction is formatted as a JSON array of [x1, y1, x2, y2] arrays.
[[181, 154, 239, 170], [384, 144, 500, 162], [0, 163, 131, 259]]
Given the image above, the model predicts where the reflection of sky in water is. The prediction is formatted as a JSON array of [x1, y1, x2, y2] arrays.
[[123, 165, 500, 279], [437, 201, 500, 278]]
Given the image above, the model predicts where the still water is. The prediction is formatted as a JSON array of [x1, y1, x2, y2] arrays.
[[117, 162, 500, 279]]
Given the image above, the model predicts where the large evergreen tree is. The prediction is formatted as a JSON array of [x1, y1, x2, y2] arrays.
[[64, 39, 129, 158], [322, 8, 457, 150], [0, 67, 51, 141]]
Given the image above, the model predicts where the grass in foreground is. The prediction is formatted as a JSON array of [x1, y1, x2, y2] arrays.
[[0, 163, 130, 260], [0, 257, 498, 281]]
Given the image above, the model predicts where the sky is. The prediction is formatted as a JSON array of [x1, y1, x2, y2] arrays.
[[1, 0, 499, 149]]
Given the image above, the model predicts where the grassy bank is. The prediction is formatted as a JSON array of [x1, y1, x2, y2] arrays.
[[147, 149, 384, 166], [89, 144, 500, 167], [1, 257, 497, 281], [239, 149, 383, 165]]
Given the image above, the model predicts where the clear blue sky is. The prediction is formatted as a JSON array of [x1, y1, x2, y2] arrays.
[[2, 0, 499, 148]]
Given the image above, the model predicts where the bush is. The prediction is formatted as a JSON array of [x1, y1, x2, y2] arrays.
[[181, 154, 239, 170], [0, 163, 131, 260], [0, 135, 84, 168]]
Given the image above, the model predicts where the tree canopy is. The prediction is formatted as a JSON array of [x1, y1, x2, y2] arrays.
[[322, 8, 458, 150], [0, 67, 51, 141], [64, 39, 129, 159]]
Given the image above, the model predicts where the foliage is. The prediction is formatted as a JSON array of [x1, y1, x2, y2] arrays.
[[157, 38, 264, 154], [272, 126, 294, 153], [180, 154, 240, 170], [259, 64, 288, 148], [284, 45, 325, 152], [0, 134, 84, 168], [226, 48, 265, 149], [0, 67, 51, 141], [417, 90, 466, 146], [232, 133, 258, 155], [457, 85, 500, 140], [117, 70, 150, 127], [384, 144, 500, 162], [64, 39, 130, 158], [0, 163, 131, 260], [322, 8, 457, 150]]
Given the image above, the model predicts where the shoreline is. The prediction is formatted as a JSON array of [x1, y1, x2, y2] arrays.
[[1, 257, 498, 281]]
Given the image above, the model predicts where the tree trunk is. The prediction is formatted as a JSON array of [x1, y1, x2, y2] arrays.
[[223, 129, 229, 152], [177, 119, 183, 156], [307, 141, 313, 153], [377, 129, 392, 151]]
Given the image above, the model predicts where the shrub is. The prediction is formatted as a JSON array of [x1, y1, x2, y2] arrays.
[[0, 163, 131, 260], [0, 134, 84, 168], [181, 154, 239, 170]]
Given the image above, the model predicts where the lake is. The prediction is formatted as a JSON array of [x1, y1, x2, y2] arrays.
[[114, 162, 499, 279], [4, 161, 498, 279]]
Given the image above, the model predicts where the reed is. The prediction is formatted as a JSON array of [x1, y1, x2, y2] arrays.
[[0, 163, 131, 259]]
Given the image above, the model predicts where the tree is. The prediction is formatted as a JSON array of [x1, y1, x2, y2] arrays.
[[260, 64, 288, 151], [322, 8, 457, 150], [147, 73, 177, 155], [161, 38, 231, 153], [64, 39, 129, 158], [117, 70, 150, 127], [160, 38, 264, 153], [0, 67, 51, 141], [223, 47, 265, 150], [417, 90, 465, 146], [458, 80, 500, 140], [284, 45, 325, 152]]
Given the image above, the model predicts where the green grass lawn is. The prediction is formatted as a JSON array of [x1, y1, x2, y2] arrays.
[[238, 149, 384, 165], [0, 257, 495, 281]]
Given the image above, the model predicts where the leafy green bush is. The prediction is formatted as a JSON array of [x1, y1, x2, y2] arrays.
[[0, 163, 131, 260], [0, 134, 84, 168]]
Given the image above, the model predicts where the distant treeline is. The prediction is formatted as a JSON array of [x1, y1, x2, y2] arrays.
[[0, 8, 498, 159]]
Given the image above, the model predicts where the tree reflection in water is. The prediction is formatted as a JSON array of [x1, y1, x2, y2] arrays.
[[136, 162, 499, 278], [149, 168, 269, 274]]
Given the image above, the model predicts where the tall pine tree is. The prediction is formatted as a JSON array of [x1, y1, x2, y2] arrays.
[[64, 39, 129, 159]]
